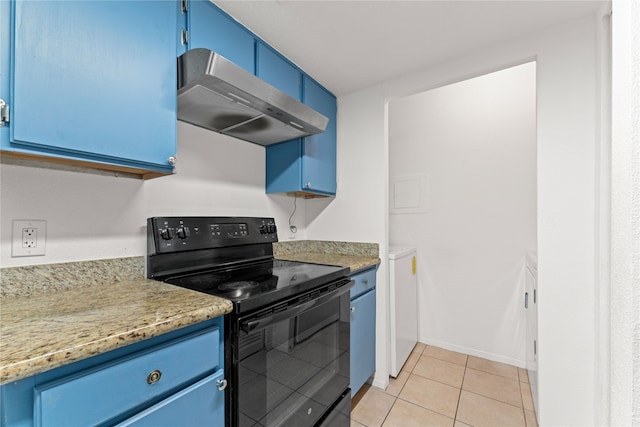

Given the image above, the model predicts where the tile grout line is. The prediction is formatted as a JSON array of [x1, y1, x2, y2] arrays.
[[452, 354, 468, 424], [411, 344, 461, 425], [408, 358, 467, 389], [519, 374, 538, 427], [360, 345, 529, 427], [378, 344, 424, 427], [462, 388, 527, 410], [465, 358, 521, 381], [519, 377, 527, 425], [427, 351, 526, 421]]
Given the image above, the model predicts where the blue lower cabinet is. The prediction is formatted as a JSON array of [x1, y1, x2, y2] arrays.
[[0, 318, 225, 427], [350, 268, 377, 396], [115, 370, 225, 427]]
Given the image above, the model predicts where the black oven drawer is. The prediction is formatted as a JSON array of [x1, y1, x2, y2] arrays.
[[317, 389, 351, 427], [232, 280, 352, 427]]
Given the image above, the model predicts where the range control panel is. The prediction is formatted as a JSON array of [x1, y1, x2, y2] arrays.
[[148, 217, 278, 254]]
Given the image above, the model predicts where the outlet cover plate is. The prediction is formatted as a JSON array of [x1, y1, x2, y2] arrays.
[[12, 220, 46, 257]]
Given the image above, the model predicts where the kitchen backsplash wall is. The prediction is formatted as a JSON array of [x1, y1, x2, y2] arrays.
[[0, 121, 305, 267]]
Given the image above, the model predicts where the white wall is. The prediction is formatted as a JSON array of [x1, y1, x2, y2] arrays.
[[322, 13, 607, 426], [0, 161, 148, 265], [0, 121, 304, 267], [305, 86, 390, 388], [388, 62, 537, 367], [610, 0, 640, 424]]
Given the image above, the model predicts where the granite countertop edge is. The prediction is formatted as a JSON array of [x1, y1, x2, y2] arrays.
[[0, 260, 232, 385], [274, 253, 380, 273]]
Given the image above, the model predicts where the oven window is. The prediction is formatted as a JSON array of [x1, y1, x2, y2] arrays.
[[237, 293, 350, 427]]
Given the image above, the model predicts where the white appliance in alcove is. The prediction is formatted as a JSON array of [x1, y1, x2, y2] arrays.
[[389, 246, 418, 377]]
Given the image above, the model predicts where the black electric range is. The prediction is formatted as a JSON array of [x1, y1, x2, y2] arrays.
[[147, 217, 352, 427]]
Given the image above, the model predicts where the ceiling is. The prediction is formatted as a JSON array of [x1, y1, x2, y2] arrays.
[[215, 0, 605, 96]]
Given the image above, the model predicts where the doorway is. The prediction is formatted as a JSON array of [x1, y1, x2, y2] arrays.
[[387, 62, 537, 368]]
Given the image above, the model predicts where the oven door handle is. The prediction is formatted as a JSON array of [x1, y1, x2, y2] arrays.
[[240, 280, 354, 334]]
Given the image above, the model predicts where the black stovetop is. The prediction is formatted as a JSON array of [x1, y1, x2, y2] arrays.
[[147, 216, 350, 314], [164, 259, 349, 314]]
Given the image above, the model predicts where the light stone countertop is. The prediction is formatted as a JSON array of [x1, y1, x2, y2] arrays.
[[0, 240, 379, 386], [274, 240, 380, 273], [0, 259, 232, 385]]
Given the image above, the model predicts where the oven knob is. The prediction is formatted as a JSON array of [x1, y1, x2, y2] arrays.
[[177, 227, 191, 239], [269, 224, 277, 234], [259, 225, 267, 234], [160, 228, 174, 240]]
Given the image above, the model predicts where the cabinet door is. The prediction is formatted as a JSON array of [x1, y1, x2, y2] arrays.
[[256, 42, 301, 100], [265, 139, 302, 194], [350, 289, 376, 396], [302, 78, 337, 195], [188, 0, 255, 73], [34, 327, 220, 427], [116, 370, 225, 427], [265, 78, 337, 196], [7, 0, 177, 172], [0, 1, 9, 149]]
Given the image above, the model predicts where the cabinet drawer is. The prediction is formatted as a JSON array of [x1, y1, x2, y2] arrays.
[[350, 268, 376, 299], [115, 370, 225, 427], [34, 327, 220, 427]]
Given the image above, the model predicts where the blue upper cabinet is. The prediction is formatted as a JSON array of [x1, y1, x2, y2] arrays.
[[265, 76, 337, 197], [259, 42, 339, 197], [187, 0, 255, 73], [1, 0, 179, 177], [186, 2, 337, 197], [0, 0, 9, 150], [256, 42, 301, 100], [301, 77, 337, 195]]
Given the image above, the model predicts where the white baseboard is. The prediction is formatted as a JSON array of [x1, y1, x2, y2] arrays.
[[420, 336, 526, 369], [371, 373, 389, 390], [363, 340, 525, 395]]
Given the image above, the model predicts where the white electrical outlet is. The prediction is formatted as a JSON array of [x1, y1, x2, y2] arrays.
[[12, 220, 46, 257]]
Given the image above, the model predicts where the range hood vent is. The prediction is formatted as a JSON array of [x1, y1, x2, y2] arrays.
[[177, 48, 329, 146]]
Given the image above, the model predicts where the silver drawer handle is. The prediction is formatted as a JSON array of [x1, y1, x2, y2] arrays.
[[216, 378, 228, 391], [363, 279, 368, 285], [350, 306, 356, 313], [147, 370, 162, 384]]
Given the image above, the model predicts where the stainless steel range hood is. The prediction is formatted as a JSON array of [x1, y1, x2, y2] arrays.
[[177, 48, 329, 146]]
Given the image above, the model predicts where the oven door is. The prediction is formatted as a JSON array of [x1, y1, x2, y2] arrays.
[[233, 281, 352, 427]]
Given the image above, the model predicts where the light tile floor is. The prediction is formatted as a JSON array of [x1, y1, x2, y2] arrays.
[[351, 343, 538, 427]]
